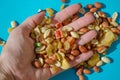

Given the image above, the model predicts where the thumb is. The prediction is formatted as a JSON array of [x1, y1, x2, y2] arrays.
[[19, 11, 45, 34]]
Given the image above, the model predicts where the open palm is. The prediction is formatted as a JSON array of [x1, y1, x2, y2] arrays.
[[1, 4, 97, 80]]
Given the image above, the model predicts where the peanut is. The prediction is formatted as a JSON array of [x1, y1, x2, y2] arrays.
[[45, 58, 55, 64], [97, 46, 108, 53], [71, 50, 80, 56], [83, 69, 91, 74], [43, 63, 50, 68], [79, 28, 89, 33], [86, 4, 93, 9], [90, 8, 98, 12], [68, 54, 75, 61], [32, 60, 41, 68], [71, 44, 77, 50], [94, 2, 102, 8], [76, 68, 83, 76], [107, 17, 112, 23], [61, 0, 66, 3], [93, 66, 100, 72], [98, 11, 106, 18], [102, 21, 109, 28], [117, 26, 120, 31], [79, 75, 84, 80], [79, 45, 88, 53], [111, 28, 120, 34]]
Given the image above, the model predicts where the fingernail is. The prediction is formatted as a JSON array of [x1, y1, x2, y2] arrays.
[[37, 9, 46, 13]]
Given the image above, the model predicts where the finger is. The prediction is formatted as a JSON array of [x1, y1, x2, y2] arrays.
[[19, 11, 45, 34], [77, 30, 97, 45], [70, 50, 93, 67], [52, 4, 81, 23], [67, 13, 95, 31]]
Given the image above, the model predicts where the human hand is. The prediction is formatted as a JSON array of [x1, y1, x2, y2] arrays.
[[0, 4, 97, 80]]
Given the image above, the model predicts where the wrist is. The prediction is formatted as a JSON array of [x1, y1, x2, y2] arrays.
[[0, 58, 15, 80]]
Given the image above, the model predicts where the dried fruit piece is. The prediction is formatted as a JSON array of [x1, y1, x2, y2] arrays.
[[58, 41, 62, 49], [101, 56, 111, 63], [55, 29, 63, 39], [61, 58, 70, 69], [46, 44, 53, 55], [87, 53, 100, 67], [46, 8, 54, 17], [8, 27, 14, 33], [55, 22, 63, 28], [45, 37, 54, 44], [51, 65, 60, 74], [99, 29, 118, 46], [60, 4, 65, 10]]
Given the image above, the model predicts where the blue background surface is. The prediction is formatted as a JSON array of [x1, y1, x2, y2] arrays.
[[0, 0, 120, 80]]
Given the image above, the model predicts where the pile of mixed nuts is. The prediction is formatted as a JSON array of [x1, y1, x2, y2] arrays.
[[5, 2, 120, 80]]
